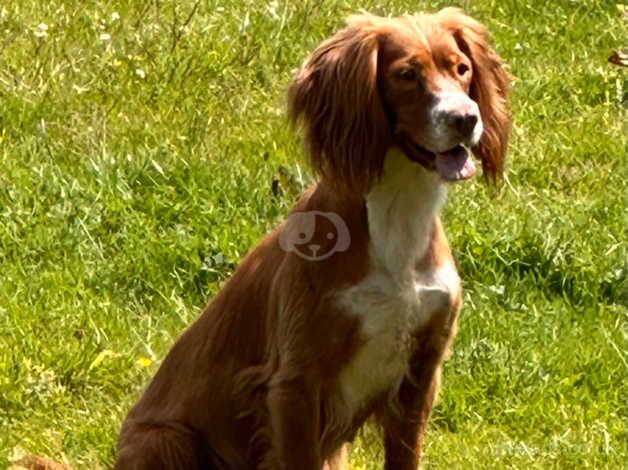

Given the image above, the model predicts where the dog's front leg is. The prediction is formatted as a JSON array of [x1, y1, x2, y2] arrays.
[[263, 373, 322, 470], [378, 358, 442, 470], [379, 301, 458, 470]]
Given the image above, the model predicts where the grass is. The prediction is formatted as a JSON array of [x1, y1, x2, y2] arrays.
[[0, 0, 625, 468]]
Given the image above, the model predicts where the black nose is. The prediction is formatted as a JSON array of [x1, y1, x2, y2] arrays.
[[451, 113, 478, 137]]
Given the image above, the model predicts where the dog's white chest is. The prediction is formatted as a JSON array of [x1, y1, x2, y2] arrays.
[[333, 150, 460, 416], [336, 262, 459, 414]]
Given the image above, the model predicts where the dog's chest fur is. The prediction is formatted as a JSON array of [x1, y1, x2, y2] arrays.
[[334, 151, 460, 418]]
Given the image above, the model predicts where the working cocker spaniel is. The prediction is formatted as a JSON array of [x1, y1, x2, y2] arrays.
[[115, 8, 510, 470]]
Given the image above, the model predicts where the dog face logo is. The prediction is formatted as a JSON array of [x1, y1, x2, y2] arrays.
[[279, 211, 350, 261]]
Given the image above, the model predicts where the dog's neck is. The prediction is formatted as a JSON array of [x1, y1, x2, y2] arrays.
[[365, 149, 447, 283]]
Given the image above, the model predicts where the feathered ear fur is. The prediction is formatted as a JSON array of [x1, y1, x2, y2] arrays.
[[437, 8, 511, 181], [288, 16, 391, 193]]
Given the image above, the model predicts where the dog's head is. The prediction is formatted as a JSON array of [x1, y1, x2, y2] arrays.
[[289, 8, 510, 192]]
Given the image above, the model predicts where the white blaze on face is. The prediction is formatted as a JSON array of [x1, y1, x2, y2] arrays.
[[471, 110, 484, 145], [426, 91, 483, 151]]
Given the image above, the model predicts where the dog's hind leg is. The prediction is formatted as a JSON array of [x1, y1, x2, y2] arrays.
[[114, 423, 212, 470]]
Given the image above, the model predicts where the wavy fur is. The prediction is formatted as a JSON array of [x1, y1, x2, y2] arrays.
[[115, 9, 510, 470]]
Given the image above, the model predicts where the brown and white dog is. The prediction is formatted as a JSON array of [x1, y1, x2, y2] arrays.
[[115, 8, 510, 470]]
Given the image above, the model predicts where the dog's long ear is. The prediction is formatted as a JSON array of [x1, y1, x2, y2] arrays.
[[438, 8, 511, 182], [288, 16, 390, 193]]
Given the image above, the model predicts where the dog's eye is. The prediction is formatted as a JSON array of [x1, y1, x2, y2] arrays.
[[457, 63, 470, 76], [397, 68, 417, 81]]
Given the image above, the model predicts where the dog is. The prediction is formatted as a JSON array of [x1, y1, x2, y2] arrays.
[[115, 8, 510, 469]]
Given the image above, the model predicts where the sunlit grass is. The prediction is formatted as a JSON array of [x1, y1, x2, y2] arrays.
[[0, 1, 625, 468]]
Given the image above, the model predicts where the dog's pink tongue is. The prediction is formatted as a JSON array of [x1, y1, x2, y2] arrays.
[[434, 146, 476, 181]]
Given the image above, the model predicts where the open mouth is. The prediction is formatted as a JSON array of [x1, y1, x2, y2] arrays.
[[396, 135, 477, 182]]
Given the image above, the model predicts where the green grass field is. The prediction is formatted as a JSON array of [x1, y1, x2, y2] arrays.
[[1, 0, 626, 468]]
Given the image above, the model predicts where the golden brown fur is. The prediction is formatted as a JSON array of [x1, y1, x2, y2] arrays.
[[436, 9, 511, 179], [115, 8, 509, 470]]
